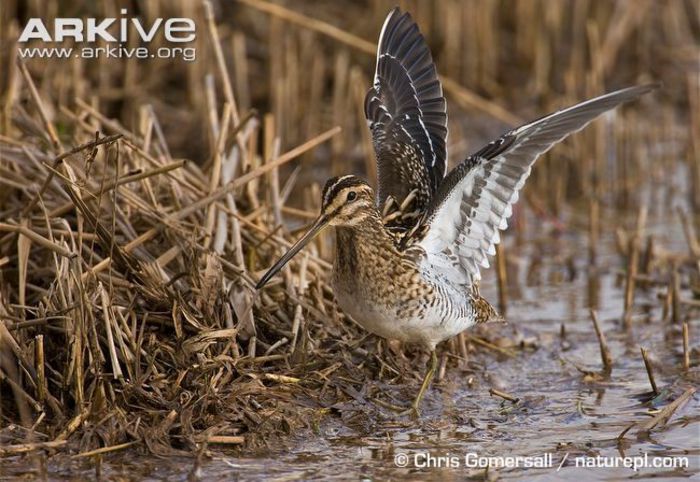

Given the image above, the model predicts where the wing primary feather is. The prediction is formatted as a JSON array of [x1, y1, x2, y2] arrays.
[[365, 7, 449, 219]]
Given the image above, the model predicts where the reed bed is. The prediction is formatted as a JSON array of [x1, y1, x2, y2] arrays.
[[0, 0, 698, 461]]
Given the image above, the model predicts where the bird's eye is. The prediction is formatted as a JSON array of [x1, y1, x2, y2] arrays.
[[347, 191, 357, 202]]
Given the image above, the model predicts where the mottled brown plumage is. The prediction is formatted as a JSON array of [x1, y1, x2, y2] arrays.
[[255, 8, 658, 413], [256, 173, 500, 413]]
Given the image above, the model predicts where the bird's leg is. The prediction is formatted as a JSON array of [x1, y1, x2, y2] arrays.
[[372, 350, 438, 416], [411, 350, 438, 413]]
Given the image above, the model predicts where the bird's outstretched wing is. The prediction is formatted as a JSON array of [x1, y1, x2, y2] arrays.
[[417, 84, 658, 285], [365, 7, 448, 215]]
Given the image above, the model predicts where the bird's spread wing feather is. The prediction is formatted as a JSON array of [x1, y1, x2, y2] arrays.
[[365, 7, 448, 215], [417, 84, 658, 285]]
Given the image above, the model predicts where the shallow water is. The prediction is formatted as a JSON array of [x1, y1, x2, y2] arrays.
[[3, 199, 698, 481]]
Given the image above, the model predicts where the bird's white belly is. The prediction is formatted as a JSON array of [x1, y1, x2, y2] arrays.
[[334, 282, 475, 350]]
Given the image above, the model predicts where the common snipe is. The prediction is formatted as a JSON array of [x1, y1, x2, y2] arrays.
[[256, 7, 657, 413]]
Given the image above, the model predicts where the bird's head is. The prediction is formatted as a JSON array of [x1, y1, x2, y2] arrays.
[[319, 175, 375, 226], [255, 175, 375, 289]]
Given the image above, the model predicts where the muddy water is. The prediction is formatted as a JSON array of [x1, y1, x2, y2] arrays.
[[4, 198, 698, 481]]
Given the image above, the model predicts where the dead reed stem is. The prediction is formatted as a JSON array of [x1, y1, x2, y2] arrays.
[[489, 388, 520, 403], [640, 347, 659, 395], [590, 310, 613, 374], [0, 223, 74, 258], [682, 321, 690, 370], [637, 387, 696, 435], [34, 334, 45, 403], [677, 207, 700, 259], [72, 441, 139, 459], [237, 0, 376, 54], [0, 440, 67, 456], [623, 206, 647, 328], [20, 133, 122, 218], [16, 59, 61, 150], [588, 196, 600, 265]]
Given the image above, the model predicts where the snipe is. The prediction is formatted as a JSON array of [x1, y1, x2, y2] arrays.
[[256, 7, 657, 413]]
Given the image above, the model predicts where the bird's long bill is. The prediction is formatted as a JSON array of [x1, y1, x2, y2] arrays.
[[255, 215, 329, 289]]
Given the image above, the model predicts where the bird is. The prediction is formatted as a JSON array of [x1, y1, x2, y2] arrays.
[[255, 7, 657, 413]]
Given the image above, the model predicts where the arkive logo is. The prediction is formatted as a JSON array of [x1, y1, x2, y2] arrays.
[[19, 9, 195, 43], [18, 9, 197, 62]]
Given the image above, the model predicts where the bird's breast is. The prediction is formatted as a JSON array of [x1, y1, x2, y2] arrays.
[[331, 225, 477, 348]]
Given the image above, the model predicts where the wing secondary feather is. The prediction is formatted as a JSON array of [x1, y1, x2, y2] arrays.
[[417, 84, 659, 284]]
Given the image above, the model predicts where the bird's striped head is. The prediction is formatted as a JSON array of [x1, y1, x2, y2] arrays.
[[255, 174, 375, 289], [320, 175, 375, 226]]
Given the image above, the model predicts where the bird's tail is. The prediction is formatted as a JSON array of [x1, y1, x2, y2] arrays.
[[473, 296, 506, 324]]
